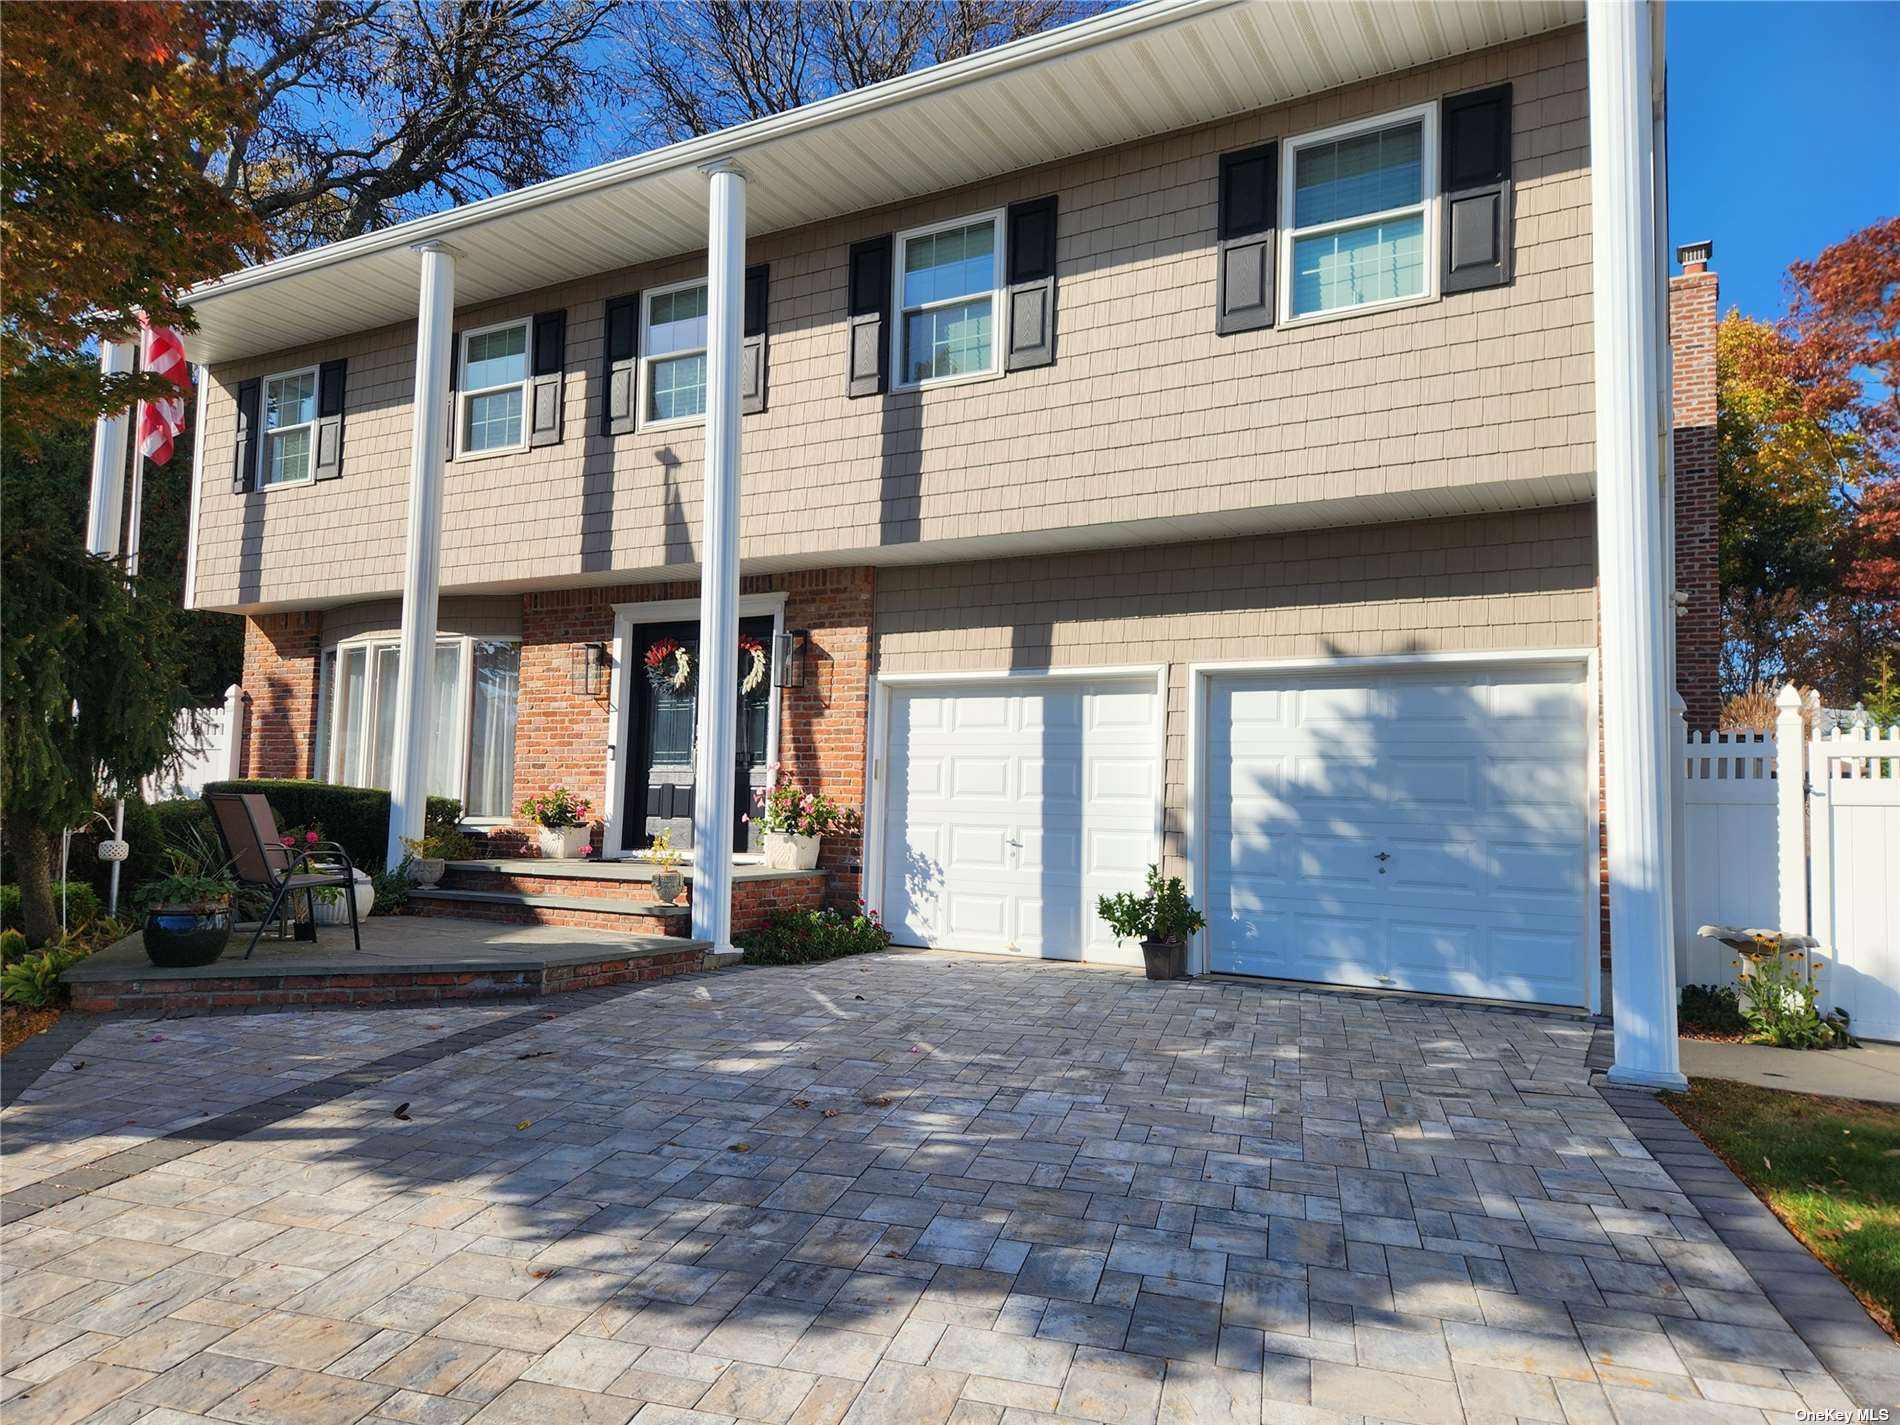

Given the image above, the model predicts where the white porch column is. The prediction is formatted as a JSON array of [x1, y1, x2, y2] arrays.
[[1590, 0, 1683, 1091], [86, 340, 136, 556], [1775, 685, 1809, 935], [691, 160, 747, 954], [385, 241, 458, 871]]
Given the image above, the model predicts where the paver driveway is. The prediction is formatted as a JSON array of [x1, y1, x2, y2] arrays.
[[0, 951, 1872, 1424]]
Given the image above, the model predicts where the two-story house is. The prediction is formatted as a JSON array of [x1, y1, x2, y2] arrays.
[[170, 0, 1706, 1088]]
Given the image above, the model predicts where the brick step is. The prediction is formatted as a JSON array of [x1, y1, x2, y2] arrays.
[[408, 888, 692, 936], [438, 868, 681, 905]]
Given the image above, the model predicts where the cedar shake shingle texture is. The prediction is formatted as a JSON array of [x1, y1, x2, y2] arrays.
[[874, 505, 1597, 876], [1670, 265, 1720, 730], [191, 27, 1595, 612]]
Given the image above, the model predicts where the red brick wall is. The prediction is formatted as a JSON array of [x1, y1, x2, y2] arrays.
[[779, 569, 874, 907], [240, 612, 322, 778], [512, 569, 875, 900], [1671, 263, 1721, 730]]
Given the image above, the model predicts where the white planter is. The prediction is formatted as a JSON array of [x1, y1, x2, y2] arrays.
[[409, 857, 445, 888], [763, 831, 820, 871], [313, 869, 374, 924], [538, 825, 589, 859]]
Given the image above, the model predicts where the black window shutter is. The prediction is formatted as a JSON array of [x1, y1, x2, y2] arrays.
[[602, 296, 639, 435], [528, 310, 566, 447], [446, 330, 461, 452], [312, 360, 347, 481], [1005, 195, 1058, 370], [1441, 83, 1514, 293], [1216, 143, 1277, 334], [846, 235, 890, 398], [741, 264, 768, 415], [232, 379, 260, 494]]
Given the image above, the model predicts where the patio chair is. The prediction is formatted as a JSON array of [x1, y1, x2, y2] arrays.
[[204, 790, 363, 959]]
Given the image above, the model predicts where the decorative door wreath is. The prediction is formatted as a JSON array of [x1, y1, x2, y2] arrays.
[[643, 635, 769, 695]]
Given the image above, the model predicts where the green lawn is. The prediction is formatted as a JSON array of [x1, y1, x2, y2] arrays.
[[1665, 1078, 1900, 1339]]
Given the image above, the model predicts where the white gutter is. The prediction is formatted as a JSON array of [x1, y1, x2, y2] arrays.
[[185, 0, 1230, 304]]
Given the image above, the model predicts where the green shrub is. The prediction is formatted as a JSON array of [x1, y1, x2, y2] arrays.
[[0, 928, 28, 964], [152, 797, 212, 851], [1678, 983, 1746, 1036], [371, 866, 411, 914], [738, 905, 891, 966], [2, 946, 80, 1008], [201, 780, 462, 873], [0, 882, 102, 930]]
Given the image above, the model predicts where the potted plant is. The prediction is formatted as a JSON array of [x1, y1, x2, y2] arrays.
[[648, 828, 684, 904], [759, 782, 861, 871], [519, 788, 593, 859], [402, 828, 474, 888], [136, 844, 240, 968], [1098, 865, 1207, 982]]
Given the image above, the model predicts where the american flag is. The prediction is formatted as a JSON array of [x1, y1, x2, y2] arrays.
[[137, 321, 190, 465]]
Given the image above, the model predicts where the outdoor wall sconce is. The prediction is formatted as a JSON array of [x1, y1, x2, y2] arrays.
[[773, 629, 810, 689], [569, 641, 609, 698]]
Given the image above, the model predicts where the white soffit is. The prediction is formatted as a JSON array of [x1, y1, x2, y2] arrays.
[[183, 0, 1582, 365]]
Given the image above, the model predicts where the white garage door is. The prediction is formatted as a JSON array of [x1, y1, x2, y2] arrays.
[[883, 679, 1160, 964], [1205, 664, 1591, 1005]]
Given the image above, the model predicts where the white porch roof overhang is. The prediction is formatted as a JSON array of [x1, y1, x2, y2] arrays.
[[181, 0, 1583, 365]]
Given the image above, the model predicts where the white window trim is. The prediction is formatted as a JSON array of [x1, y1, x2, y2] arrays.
[[637, 276, 710, 432], [455, 318, 530, 459], [259, 364, 320, 490], [890, 207, 1006, 392], [320, 633, 522, 825], [1278, 102, 1439, 329]]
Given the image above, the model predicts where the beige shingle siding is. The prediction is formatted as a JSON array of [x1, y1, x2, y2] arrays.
[[320, 595, 524, 646], [194, 27, 1592, 612], [874, 504, 1597, 872]]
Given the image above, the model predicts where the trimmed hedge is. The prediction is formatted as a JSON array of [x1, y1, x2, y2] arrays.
[[152, 797, 212, 849], [201, 780, 462, 872]]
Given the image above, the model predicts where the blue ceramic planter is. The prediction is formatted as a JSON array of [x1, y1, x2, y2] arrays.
[[142, 909, 233, 968]]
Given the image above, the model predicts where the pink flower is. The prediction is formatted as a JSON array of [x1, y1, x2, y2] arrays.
[[579, 844, 594, 857], [281, 835, 296, 847], [305, 831, 319, 844]]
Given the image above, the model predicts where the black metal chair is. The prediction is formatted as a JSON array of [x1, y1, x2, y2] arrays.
[[204, 791, 362, 959]]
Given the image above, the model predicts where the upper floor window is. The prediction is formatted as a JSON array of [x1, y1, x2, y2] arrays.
[[894, 211, 1001, 388], [459, 321, 529, 454], [262, 367, 318, 487], [640, 280, 708, 425], [1284, 105, 1435, 322]]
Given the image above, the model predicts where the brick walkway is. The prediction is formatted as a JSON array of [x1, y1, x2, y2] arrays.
[[1, 952, 1885, 1424]]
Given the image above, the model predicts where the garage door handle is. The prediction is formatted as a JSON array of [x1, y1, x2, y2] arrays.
[[1374, 851, 1390, 862]]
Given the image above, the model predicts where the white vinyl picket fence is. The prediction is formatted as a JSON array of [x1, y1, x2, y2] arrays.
[[143, 684, 246, 803], [1674, 691, 1900, 1042]]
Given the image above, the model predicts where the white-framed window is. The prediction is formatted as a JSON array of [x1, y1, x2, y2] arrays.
[[892, 210, 1003, 389], [457, 320, 530, 455], [261, 365, 319, 487], [323, 635, 521, 822], [638, 279, 709, 427], [1282, 104, 1437, 324]]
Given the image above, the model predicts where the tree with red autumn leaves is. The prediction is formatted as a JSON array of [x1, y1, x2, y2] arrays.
[[1719, 218, 1899, 709], [0, 2, 265, 450]]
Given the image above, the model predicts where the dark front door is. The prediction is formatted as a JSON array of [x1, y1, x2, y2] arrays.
[[624, 617, 773, 854]]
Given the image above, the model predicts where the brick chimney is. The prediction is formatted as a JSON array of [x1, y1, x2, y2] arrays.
[[1671, 239, 1720, 730]]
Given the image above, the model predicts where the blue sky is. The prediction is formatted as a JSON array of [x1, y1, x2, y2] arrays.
[[1666, 1, 1899, 320]]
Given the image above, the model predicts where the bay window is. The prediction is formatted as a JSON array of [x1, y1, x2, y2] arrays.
[[323, 636, 520, 821], [640, 280, 708, 425], [893, 211, 1002, 387], [1284, 106, 1435, 322]]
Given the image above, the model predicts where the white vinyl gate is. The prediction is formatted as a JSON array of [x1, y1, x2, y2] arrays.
[[1674, 702, 1900, 1042]]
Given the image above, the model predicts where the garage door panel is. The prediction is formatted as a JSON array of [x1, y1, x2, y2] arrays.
[[883, 679, 1159, 961], [1206, 665, 1588, 1006]]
